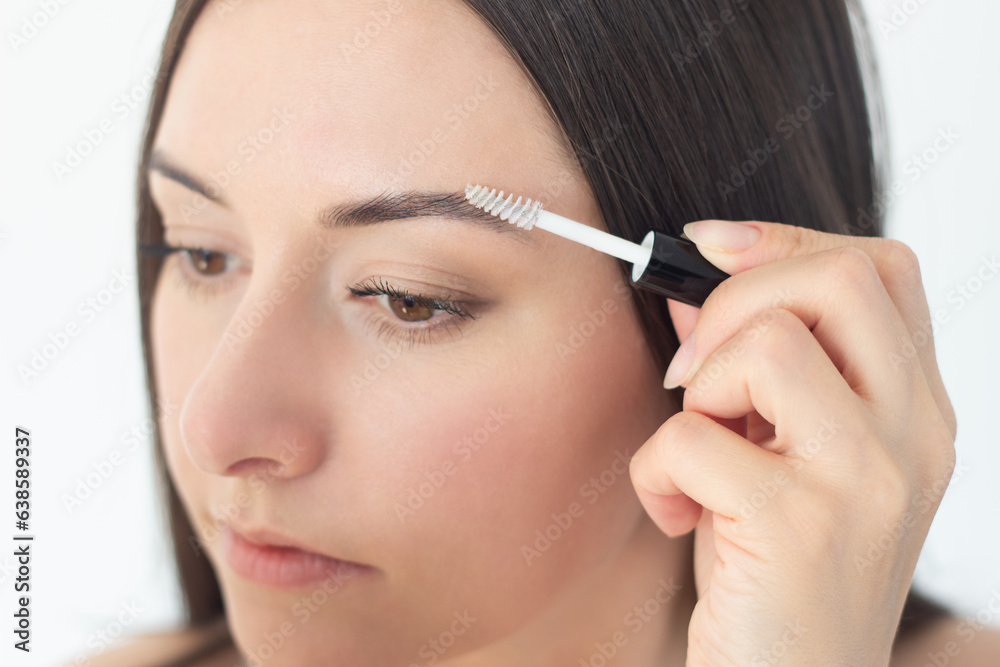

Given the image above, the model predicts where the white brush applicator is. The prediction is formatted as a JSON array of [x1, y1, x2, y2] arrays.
[[464, 184, 728, 307]]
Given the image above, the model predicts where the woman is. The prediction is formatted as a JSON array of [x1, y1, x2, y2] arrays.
[[86, 0, 998, 664]]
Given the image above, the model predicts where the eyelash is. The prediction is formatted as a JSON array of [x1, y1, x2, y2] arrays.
[[139, 243, 479, 346], [140, 243, 243, 301], [347, 276, 479, 348]]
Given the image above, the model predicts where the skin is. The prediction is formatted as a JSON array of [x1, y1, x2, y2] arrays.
[[635, 226, 962, 664], [144, 0, 1000, 665], [149, 0, 693, 664]]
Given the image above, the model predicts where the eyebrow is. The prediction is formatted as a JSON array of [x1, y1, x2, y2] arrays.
[[147, 149, 538, 246]]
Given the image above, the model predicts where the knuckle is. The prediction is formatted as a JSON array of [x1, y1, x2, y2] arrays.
[[874, 463, 912, 518], [699, 275, 741, 330], [745, 308, 804, 365], [943, 405, 958, 442], [778, 222, 821, 257], [879, 238, 923, 291], [937, 442, 957, 487], [861, 443, 912, 517], [645, 411, 700, 471], [826, 246, 881, 295], [922, 415, 957, 484], [659, 410, 705, 446]]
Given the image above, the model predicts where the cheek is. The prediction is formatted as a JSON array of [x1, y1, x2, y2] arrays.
[[359, 273, 667, 632]]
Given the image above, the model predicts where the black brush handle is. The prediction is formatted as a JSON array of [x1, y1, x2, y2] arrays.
[[630, 230, 729, 307]]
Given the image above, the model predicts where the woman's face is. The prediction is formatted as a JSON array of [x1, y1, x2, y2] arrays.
[[150, 0, 676, 662]]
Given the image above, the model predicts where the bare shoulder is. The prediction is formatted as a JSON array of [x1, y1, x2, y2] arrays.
[[79, 616, 242, 667], [891, 615, 1000, 666]]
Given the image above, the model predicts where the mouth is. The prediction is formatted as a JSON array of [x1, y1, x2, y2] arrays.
[[222, 525, 377, 590]]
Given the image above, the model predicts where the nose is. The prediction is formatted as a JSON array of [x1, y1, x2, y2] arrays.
[[178, 278, 330, 481]]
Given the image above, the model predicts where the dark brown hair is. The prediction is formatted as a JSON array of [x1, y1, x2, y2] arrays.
[[135, 0, 950, 660]]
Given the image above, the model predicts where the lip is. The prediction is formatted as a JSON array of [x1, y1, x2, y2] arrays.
[[222, 525, 376, 590]]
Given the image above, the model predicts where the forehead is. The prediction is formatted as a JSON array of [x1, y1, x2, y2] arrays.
[[155, 0, 579, 213]]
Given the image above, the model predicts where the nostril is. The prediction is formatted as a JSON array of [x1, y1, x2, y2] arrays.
[[225, 457, 281, 477]]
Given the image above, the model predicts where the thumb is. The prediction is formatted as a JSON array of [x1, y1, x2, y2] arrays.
[[634, 485, 704, 538]]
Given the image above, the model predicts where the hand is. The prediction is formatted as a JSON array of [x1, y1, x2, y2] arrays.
[[628, 219, 957, 666]]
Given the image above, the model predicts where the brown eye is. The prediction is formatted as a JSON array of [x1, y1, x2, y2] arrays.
[[185, 249, 228, 276], [346, 277, 476, 338], [388, 294, 435, 322]]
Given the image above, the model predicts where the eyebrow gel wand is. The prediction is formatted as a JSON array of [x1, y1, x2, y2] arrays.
[[464, 184, 729, 307]]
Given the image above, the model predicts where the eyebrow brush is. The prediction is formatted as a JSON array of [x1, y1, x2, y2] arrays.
[[464, 184, 729, 307]]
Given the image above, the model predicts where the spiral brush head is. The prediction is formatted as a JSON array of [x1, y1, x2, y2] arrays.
[[465, 184, 543, 231]]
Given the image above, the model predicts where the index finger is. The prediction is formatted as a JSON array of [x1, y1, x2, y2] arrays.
[[678, 219, 956, 438]]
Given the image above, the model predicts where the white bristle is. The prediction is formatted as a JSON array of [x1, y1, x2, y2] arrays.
[[485, 191, 504, 215], [462, 183, 651, 266], [464, 183, 542, 230], [499, 196, 522, 221]]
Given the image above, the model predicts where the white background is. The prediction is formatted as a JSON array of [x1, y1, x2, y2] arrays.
[[1, 0, 997, 665]]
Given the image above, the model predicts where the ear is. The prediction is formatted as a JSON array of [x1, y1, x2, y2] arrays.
[[666, 299, 700, 345]]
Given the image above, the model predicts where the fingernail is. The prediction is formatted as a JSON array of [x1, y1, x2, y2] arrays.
[[663, 332, 695, 389], [683, 220, 760, 253]]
